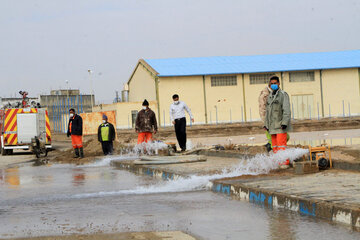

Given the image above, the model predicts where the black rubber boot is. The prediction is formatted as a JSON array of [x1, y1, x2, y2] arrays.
[[74, 148, 80, 158], [79, 147, 84, 158], [265, 143, 272, 153]]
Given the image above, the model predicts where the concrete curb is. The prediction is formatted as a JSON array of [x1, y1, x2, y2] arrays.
[[332, 160, 360, 172], [211, 179, 360, 228]]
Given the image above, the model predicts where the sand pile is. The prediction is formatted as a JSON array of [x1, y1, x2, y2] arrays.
[[51, 137, 129, 164]]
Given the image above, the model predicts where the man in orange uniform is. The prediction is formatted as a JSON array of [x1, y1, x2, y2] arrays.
[[135, 100, 158, 144], [264, 76, 292, 167], [67, 108, 84, 158]]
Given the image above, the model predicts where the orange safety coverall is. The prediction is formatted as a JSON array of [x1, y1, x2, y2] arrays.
[[137, 132, 152, 144], [271, 132, 289, 165], [69, 120, 83, 149]]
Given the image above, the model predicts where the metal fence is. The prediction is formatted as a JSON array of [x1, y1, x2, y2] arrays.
[[51, 95, 85, 133], [51, 99, 358, 131]]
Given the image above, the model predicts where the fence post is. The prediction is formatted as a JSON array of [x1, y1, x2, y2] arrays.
[[342, 100, 345, 117], [317, 102, 320, 120], [215, 107, 218, 125], [230, 108, 232, 123], [128, 115, 130, 129], [80, 94, 83, 113], [163, 110, 165, 127], [56, 101, 59, 132], [77, 95, 79, 113], [308, 105, 311, 120], [292, 103, 294, 120], [72, 96, 75, 111], [62, 100, 65, 133], [59, 99, 62, 133], [241, 106, 244, 123], [348, 102, 351, 117]]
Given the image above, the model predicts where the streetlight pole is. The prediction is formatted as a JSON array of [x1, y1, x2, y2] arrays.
[[88, 69, 94, 112]]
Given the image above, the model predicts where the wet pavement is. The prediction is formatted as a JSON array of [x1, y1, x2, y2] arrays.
[[1, 157, 360, 239]]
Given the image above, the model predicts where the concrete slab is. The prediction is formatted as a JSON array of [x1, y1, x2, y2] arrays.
[[112, 156, 240, 177]]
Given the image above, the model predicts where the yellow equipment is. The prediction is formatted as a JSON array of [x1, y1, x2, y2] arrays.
[[308, 143, 332, 169]]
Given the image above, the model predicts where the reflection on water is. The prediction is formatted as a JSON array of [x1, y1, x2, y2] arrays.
[[0, 168, 20, 189], [72, 168, 86, 186], [290, 137, 360, 147], [268, 209, 296, 240]]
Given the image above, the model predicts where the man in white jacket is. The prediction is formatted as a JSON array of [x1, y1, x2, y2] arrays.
[[170, 94, 194, 151]]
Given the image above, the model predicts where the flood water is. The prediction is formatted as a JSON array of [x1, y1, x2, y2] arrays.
[[1, 155, 360, 240]]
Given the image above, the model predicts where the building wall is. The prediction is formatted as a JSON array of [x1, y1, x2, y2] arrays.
[[128, 63, 157, 102], [322, 68, 360, 117], [93, 101, 158, 129], [204, 75, 244, 123], [125, 65, 360, 127], [158, 76, 205, 125], [281, 70, 322, 119]]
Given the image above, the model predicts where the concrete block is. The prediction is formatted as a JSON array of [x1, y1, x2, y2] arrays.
[[293, 161, 319, 175]]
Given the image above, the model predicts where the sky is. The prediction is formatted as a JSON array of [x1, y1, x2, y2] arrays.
[[0, 0, 359, 103]]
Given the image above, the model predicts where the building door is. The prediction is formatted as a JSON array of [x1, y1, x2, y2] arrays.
[[291, 94, 314, 119]]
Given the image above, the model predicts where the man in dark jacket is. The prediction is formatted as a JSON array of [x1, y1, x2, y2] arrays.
[[67, 108, 84, 158], [98, 114, 116, 155], [135, 99, 157, 144]]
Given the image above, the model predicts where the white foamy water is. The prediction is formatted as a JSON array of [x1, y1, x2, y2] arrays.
[[83, 141, 169, 167], [132, 141, 168, 155], [73, 148, 308, 199]]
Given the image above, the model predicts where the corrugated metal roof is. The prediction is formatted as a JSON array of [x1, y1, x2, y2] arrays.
[[144, 50, 360, 77]]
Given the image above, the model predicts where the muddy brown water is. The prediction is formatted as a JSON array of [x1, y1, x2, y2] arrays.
[[0, 156, 359, 240]]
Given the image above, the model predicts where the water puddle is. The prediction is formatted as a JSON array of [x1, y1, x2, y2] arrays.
[[1, 147, 360, 239]]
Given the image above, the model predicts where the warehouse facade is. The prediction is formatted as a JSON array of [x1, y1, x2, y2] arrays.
[[126, 50, 360, 126]]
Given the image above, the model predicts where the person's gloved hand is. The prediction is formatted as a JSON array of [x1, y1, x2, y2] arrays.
[[263, 126, 269, 131], [67, 132, 70, 137], [281, 125, 287, 130]]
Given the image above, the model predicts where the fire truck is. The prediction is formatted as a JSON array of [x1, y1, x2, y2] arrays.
[[0, 107, 52, 157]]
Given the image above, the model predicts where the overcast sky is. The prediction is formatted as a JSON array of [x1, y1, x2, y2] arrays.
[[0, 0, 359, 102]]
